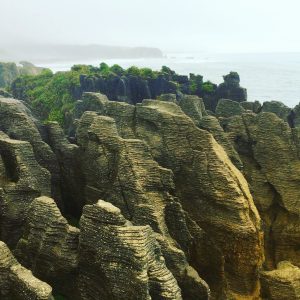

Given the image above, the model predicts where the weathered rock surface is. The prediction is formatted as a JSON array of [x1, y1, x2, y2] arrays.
[[240, 100, 262, 113], [0, 132, 50, 247], [0, 98, 62, 208], [15, 196, 79, 298], [79, 200, 182, 300], [76, 110, 210, 299], [75, 93, 263, 299], [79, 73, 178, 105], [223, 112, 300, 270], [198, 116, 243, 169], [261, 261, 300, 300], [45, 122, 85, 217], [216, 99, 245, 118], [3, 90, 300, 299], [0, 241, 53, 300], [261, 100, 291, 122], [134, 100, 262, 299], [215, 72, 247, 104]]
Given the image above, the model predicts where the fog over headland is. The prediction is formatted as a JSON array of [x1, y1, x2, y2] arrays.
[[1, 0, 300, 53]]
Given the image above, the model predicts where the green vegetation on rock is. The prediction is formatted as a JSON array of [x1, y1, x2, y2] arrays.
[[0, 61, 45, 88], [12, 69, 80, 124]]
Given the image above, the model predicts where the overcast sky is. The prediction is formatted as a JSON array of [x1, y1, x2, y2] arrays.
[[1, 0, 300, 53]]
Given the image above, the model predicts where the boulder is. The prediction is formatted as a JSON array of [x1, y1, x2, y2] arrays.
[[261, 261, 300, 300]]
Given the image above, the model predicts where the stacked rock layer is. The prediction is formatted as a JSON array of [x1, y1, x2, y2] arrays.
[[1, 92, 300, 299]]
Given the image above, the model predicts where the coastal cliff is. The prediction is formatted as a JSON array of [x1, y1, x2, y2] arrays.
[[0, 69, 300, 299]]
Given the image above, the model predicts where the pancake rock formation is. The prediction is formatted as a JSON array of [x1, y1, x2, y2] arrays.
[[1, 91, 300, 299]]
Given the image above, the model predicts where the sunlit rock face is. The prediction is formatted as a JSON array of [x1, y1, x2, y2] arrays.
[[74, 93, 263, 299], [222, 112, 300, 270], [0, 241, 53, 300], [3, 92, 300, 299]]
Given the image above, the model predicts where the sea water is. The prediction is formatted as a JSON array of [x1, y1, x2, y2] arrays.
[[38, 52, 300, 108]]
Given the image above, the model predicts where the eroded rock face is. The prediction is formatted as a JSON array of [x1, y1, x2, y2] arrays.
[[79, 200, 182, 300], [215, 72, 247, 104], [0, 133, 51, 247], [4, 91, 300, 299], [0, 98, 62, 208], [216, 99, 245, 118], [76, 111, 210, 299], [261, 261, 300, 300], [223, 112, 300, 270], [75, 93, 263, 299], [79, 74, 177, 105], [0, 241, 53, 300], [45, 122, 85, 217], [134, 100, 262, 299], [15, 196, 79, 298], [261, 100, 291, 122]]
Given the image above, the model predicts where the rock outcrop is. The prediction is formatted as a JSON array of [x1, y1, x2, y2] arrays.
[[0, 98, 62, 208], [223, 112, 300, 271], [261, 100, 291, 122], [3, 87, 300, 299], [0, 241, 53, 300], [73, 93, 263, 299], [79, 200, 182, 300], [261, 261, 300, 300], [216, 98, 245, 118], [76, 110, 210, 299], [215, 72, 247, 104], [0, 132, 50, 247], [15, 196, 79, 298]]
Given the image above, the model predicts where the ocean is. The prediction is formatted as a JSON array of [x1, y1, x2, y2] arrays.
[[37, 52, 300, 108]]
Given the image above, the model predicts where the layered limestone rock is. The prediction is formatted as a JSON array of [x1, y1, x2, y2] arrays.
[[76, 111, 210, 299], [79, 200, 182, 300], [215, 72, 247, 104], [78, 73, 177, 105], [223, 112, 300, 270], [157, 93, 243, 169], [134, 100, 262, 299], [45, 122, 85, 217], [0, 133, 50, 247], [216, 99, 245, 118], [0, 98, 62, 207], [261, 100, 291, 122], [15, 196, 79, 298], [177, 95, 207, 124], [7, 91, 300, 298], [75, 94, 263, 299], [240, 101, 262, 113], [260, 261, 300, 300], [0, 241, 53, 300], [198, 115, 243, 169]]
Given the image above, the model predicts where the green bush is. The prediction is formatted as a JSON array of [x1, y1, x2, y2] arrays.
[[202, 81, 214, 93]]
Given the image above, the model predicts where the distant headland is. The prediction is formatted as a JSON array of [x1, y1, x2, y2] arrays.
[[0, 44, 163, 63]]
